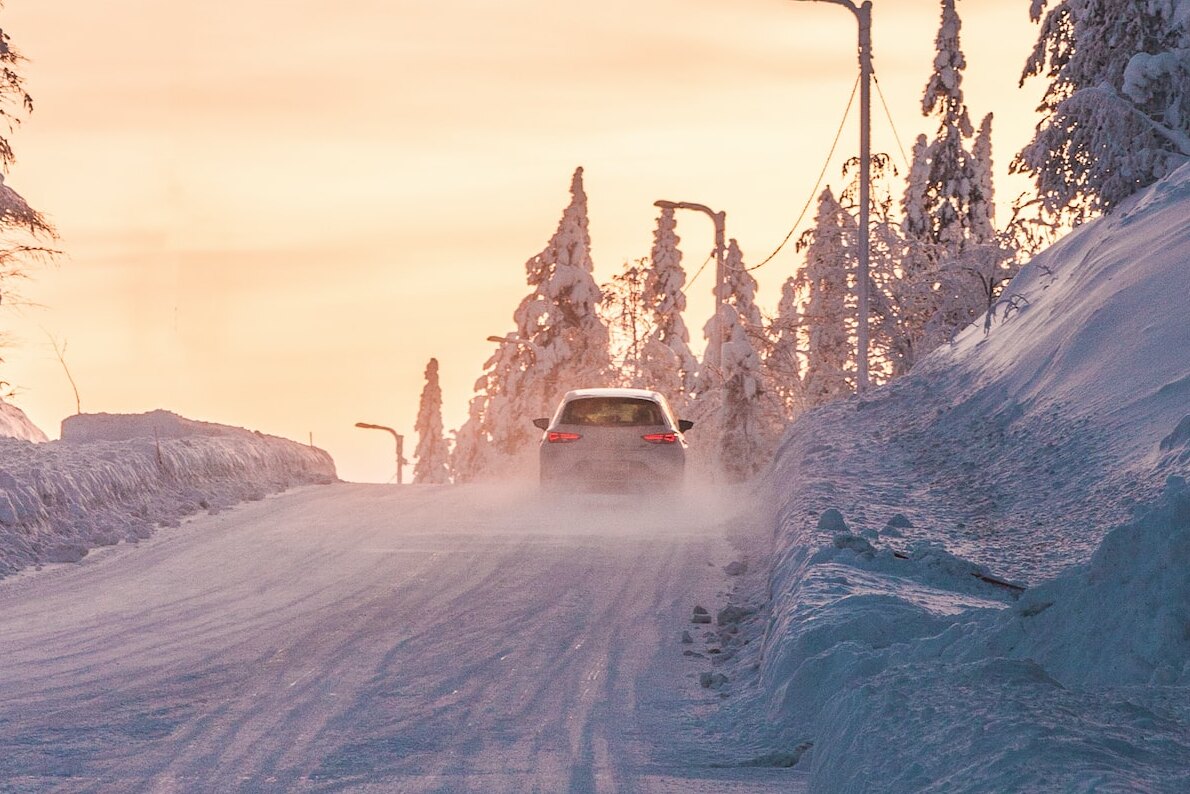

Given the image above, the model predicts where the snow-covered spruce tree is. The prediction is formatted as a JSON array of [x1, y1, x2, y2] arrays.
[[714, 239, 773, 481], [449, 394, 490, 483], [413, 358, 450, 484], [914, 0, 980, 249], [451, 167, 610, 481], [513, 166, 611, 409], [897, 0, 1005, 362], [764, 276, 805, 417], [1016, 0, 1190, 221], [0, 10, 55, 372], [796, 188, 856, 407], [641, 207, 699, 407], [449, 336, 537, 482]]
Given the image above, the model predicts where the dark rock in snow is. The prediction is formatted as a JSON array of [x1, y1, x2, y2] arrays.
[[681, 630, 693, 644], [817, 508, 848, 532], [723, 560, 748, 576], [692, 605, 712, 624], [43, 543, 89, 563], [716, 605, 755, 626], [886, 513, 913, 529]]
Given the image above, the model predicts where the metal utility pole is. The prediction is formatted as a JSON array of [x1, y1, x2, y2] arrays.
[[793, 0, 872, 393], [653, 200, 727, 378], [355, 422, 406, 484]]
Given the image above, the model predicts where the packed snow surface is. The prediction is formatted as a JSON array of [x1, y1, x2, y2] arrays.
[[0, 397, 47, 443], [712, 164, 1190, 791], [0, 483, 805, 791], [0, 410, 336, 578]]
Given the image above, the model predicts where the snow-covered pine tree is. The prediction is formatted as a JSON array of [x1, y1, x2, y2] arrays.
[[449, 393, 490, 483], [714, 239, 771, 481], [513, 167, 611, 412], [916, 0, 979, 249], [896, 0, 1002, 362], [970, 113, 997, 244], [413, 358, 450, 484], [450, 167, 611, 481], [641, 207, 699, 407], [765, 276, 804, 417], [797, 188, 856, 407], [449, 338, 535, 482], [1016, 0, 1190, 221], [0, 9, 55, 358]]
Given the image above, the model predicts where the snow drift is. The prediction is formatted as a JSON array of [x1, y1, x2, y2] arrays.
[[0, 411, 336, 578], [0, 398, 47, 443], [735, 164, 1190, 790]]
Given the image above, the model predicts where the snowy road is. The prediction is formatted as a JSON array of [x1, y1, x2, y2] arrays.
[[0, 483, 803, 792]]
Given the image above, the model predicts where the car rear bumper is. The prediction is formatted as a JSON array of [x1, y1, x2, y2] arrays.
[[539, 451, 684, 493]]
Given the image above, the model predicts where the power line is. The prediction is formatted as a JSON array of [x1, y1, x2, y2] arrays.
[[685, 248, 715, 289], [739, 73, 860, 273], [873, 70, 911, 172]]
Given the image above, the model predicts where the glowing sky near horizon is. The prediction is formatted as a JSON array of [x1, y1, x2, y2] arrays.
[[1, 0, 1043, 482]]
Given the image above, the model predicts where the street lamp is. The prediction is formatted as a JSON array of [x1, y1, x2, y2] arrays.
[[486, 334, 540, 363], [653, 200, 727, 379], [355, 422, 407, 484], [792, 0, 872, 393]]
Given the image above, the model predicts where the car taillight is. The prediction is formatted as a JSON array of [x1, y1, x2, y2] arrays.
[[642, 432, 677, 444], [547, 431, 582, 443]]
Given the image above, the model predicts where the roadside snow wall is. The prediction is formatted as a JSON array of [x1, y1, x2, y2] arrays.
[[0, 411, 336, 578], [741, 165, 1190, 791]]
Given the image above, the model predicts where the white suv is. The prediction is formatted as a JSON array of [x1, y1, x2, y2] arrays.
[[533, 388, 693, 492]]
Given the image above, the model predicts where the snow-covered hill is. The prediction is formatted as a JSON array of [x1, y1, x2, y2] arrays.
[[0, 398, 48, 443], [0, 411, 337, 579], [719, 165, 1190, 790]]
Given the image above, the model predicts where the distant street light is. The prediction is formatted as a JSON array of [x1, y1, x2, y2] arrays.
[[486, 334, 540, 361], [653, 200, 727, 379], [355, 422, 407, 484], [792, 0, 872, 393]]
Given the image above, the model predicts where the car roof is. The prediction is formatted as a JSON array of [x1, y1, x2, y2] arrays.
[[561, 387, 666, 403]]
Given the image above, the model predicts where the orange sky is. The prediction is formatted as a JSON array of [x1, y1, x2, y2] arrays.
[[1, 0, 1043, 482]]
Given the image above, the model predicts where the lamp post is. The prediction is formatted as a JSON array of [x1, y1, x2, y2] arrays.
[[486, 334, 540, 363], [653, 200, 727, 379], [792, 0, 872, 393], [355, 422, 406, 484]]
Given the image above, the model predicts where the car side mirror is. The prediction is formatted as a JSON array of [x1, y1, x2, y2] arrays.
[[678, 419, 694, 432], [532, 418, 550, 430]]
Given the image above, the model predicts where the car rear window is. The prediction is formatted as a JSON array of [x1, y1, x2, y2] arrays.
[[560, 397, 665, 427]]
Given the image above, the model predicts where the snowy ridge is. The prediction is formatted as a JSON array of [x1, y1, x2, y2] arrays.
[[0, 412, 337, 579], [0, 398, 48, 443], [732, 165, 1190, 790]]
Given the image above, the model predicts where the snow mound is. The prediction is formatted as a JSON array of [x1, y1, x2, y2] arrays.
[[0, 412, 337, 578], [0, 398, 47, 443], [729, 164, 1190, 791], [804, 480, 1190, 792], [985, 475, 1189, 688]]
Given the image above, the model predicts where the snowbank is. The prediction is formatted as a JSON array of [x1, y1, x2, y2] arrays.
[[0, 411, 337, 578], [0, 398, 48, 443], [726, 165, 1190, 790]]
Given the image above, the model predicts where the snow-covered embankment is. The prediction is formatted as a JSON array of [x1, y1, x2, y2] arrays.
[[742, 165, 1190, 790], [0, 410, 336, 578]]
